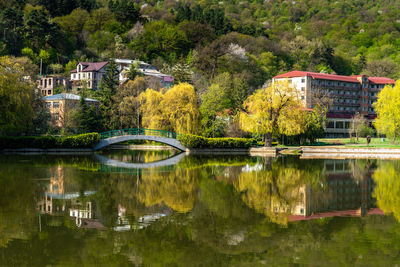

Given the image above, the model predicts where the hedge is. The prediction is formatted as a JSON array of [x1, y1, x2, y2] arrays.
[[178, 134, 257, 149], [0, 133, 101, 149]]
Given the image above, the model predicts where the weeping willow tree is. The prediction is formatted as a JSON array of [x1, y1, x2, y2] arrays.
[[239, 80, 305, 146], [138, 83, 200, 134]]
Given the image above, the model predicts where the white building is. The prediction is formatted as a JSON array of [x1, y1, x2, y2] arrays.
[[272, 71, 395, 137], [115, 59, 174, 88], [70, 62, 108, 90]]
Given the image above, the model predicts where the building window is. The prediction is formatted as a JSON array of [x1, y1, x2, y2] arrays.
[[336, 121, 344, 128], [54, 113, 59, 120], [46, 102, 51, 108], [301, 78, 305, 83], [327, 121, 335, 128], [49, 79, 51, 86], [301, 96, 305, 100], [53, 102, 59, 108], [48, 90, 51, 95], [288, 79, 292, 84]]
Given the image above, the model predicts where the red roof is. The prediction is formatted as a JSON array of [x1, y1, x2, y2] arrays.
[[368, 77, 395, 84], [274, 71, 396, 84], [274, 71, 360, 83], [70, 62, 108, 73], [288, 208, 384, 222]]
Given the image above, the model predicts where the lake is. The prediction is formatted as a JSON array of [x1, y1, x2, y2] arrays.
[[0, 150, 399, 266]]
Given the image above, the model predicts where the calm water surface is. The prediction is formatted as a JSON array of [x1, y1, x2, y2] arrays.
[[1, 150, 400, 266]]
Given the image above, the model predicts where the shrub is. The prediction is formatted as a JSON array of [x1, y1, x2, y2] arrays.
[[178, 134, 256, 149], [0, 133, 101, 149]]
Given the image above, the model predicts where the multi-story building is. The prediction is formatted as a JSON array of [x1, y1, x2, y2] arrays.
[[37, 75, 70, 96], [70, 62, 108, 90], [42, 93, 99, 128], [272, 71, 395, 137]]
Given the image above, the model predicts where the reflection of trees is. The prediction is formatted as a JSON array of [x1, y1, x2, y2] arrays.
[[138, 168, 199, 213], [234, 157, 326, 224], [101, 149, 176, 163], [0, 163, 44, 247], [373, 161, 400, 221]]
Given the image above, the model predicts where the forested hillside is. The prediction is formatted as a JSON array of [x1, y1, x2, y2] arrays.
[[1, 0, 400, 86]]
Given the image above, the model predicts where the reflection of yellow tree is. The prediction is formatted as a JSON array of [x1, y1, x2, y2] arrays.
[[234, 167, 304, 225], [373, 161, 400, 221], [138, 168, 198, 212]]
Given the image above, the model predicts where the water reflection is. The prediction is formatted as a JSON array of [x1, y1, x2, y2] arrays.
[[1, 152, 400, 265]]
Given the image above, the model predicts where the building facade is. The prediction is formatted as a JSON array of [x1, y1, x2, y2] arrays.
[[42, 93, 99, 128], [70, 62, 108, 90], [273, 71, 395, 137], [37, 75, 70, 96]]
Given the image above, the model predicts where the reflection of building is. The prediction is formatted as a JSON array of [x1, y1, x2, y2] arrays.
[[272, 71, 395, 137], [287, 159, 381, 221], [37, 166, 66, 214], [42, 93, 99, 128]]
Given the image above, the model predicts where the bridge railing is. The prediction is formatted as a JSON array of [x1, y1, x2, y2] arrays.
[[99, 128, 181, 140]]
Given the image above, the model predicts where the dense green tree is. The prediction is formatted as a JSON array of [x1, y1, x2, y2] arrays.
[[24, 7, 61, 52], [0, 56, 34, 135], [108, 0, 141, 27], [131, 20, 188, 63]]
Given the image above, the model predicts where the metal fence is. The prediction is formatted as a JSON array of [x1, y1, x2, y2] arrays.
[[99, 128, 180, 139]]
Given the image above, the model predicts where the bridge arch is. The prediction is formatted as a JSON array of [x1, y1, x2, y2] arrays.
[[93, 129, 187, 151], [94, 152, 186, 169]]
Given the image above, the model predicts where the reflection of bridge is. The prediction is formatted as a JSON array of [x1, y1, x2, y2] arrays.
[[93, 128, 187, 151], [94, 152, 186, 169]]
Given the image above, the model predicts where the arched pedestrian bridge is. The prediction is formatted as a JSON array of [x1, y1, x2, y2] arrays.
[[93, 128, 187, 151]]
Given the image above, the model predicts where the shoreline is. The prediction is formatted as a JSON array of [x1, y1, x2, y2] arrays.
[[3, 145, 400, 159]]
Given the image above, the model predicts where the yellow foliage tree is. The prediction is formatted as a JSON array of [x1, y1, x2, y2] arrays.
[[163, 83, 200, 134], [138, 83, 200, 134], [239, 80, 305, 146], [138, 88, 169, 130], [373, 81, 400, 142]]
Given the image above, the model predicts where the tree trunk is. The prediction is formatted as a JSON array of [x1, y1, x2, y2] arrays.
[[264, 132, 272, 147]]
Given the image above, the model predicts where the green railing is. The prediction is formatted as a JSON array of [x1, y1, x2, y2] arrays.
[[99, 128, 180, 140]]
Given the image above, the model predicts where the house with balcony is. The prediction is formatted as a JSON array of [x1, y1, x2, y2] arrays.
[[70, 62, 108, 91]]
